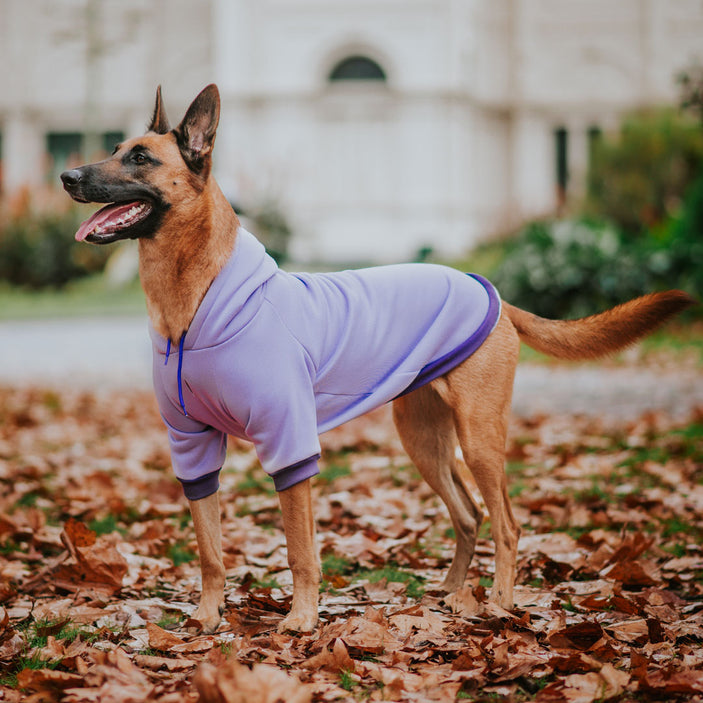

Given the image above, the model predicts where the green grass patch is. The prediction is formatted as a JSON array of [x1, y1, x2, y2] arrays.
[[355, 565, 425, 599], [0, 275, 146, 321], [167, 542, 197, 567], [88, 513, 128, 536], [0, 617, 79, 688], [235, 468, 276, 497], [321, 553, 355, 577], [0, 652, 61, 689], [156, 612, 184, 630], [251, 575, 281, 590], [339, 668, 356, 691], [317, 462, 352, 485]]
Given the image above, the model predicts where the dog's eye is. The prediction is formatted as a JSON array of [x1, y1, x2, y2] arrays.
[[133, 152, 148, 165]]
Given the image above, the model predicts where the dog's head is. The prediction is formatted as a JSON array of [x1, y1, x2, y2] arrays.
[[61, 84, 220, 244]]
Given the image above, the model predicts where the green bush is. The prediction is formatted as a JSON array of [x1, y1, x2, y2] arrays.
[[587, 110, 703, 238], [0, 207, 109, 289], [646, 170, 703, 299], [492, 219, 669, 319]]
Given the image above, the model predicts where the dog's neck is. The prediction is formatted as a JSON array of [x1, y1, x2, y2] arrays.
[[138, 180, 239, 343]]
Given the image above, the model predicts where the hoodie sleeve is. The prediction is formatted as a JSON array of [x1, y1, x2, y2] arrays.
[[152, 363, 228, 500], [164, 419, 228, 499], [217, 301, 323, 491]]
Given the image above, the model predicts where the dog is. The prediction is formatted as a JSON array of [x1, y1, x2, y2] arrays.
[[61, 84, 695, 635]]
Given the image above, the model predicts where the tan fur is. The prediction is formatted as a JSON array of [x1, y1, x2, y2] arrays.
[[503, 291, 695, 361], [137, 172, 238, 341], [65, 85, 696, 635]]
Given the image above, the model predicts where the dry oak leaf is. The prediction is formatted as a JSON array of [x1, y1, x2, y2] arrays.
[[443, 585, 481, 618], [339, 616, 403, 655], [63, 517, 97, 549], [301, 637, 355, 674], [639, 667, 703, 695], [194, 660, 313, 703], [52, 523, 128, 596], [146, 621, 187, 651], [547, 621, 606, 651], [16, 667, 85, 693], [537, 662, 629, 702], [133, 653, 197, 672]]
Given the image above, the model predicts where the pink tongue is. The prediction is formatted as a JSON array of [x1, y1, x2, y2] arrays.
[[75, 202, 144, 242]]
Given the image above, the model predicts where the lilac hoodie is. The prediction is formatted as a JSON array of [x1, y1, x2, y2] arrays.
[[150, 228, 501, 499]]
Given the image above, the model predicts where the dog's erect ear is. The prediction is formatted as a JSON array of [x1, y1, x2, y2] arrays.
[[173, 84, 220, 176], [148, 86, 171, 135]]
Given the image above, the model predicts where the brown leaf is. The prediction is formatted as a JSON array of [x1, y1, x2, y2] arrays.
[[605, 532, 654, 565], [52, 538, 128, 595], [547, 621, 605, 651], [194, 660, 313, 703], [640, 667, 703, 695], [339, 616, 403, 655], [62, 517, 97, 549], [301, 637, 355, 673], [444, 585, 481, 618], [36, 617, 72, 639], [146, 621, 186, 651], [16, 667, 84, 692], [132, 653, 196, 672], [601, 559, 661, 587], [604, 618, 650, 645]]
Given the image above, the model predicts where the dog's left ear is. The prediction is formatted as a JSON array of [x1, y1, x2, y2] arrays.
[[174, 84, 220, 176]]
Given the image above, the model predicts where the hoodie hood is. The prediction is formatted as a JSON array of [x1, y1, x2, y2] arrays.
[[149, 227, 278, 354]]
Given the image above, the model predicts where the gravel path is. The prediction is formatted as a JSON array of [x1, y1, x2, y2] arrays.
[[1, 316, 701, 420]]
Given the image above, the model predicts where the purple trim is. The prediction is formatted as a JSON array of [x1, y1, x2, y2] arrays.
[[271, 454, 320, 492], [179, 468, 221, 500], [176, 332, 188, 416], [396, 274, 501, 398]]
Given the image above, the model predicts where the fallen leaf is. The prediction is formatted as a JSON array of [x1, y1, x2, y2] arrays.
[[146, 621, 186, 651], [193, 660, 313, 703]]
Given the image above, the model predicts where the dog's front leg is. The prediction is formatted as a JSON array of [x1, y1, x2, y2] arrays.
[[277, 478, 320, 633], [188, 493, 226, 633]]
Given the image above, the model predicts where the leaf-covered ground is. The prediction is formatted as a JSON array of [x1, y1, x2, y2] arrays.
[[0, 385, 702, 702]]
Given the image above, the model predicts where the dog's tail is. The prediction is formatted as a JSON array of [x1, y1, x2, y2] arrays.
[[503, 290, 696, 361]]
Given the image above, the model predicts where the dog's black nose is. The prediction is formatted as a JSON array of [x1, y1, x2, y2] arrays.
[[60, 169, 83, 188]]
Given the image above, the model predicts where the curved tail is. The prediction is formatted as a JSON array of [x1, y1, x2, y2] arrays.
[[503, 290, 696, 361]]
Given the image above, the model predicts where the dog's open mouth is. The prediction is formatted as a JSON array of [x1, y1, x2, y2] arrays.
[[75, 201, 153, 242]]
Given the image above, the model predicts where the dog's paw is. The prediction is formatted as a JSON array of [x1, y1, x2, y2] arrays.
[[190, 603, 225, 635], [277, 609, 318, 634]]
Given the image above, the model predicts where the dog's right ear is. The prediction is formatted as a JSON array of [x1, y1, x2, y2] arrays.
[[148, 86, 171, 135]]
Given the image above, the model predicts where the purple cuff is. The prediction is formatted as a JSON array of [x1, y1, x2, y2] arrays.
[[179, 468, 221, 500], [271, 455, 320, 492]]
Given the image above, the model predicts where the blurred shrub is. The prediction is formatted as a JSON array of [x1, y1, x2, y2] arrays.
[[587, 110, 703, 238], [0, 204, 109, 289], [234, 200, 293, 265], [646, 171, 703, 300], [492, 219, 673, 319]]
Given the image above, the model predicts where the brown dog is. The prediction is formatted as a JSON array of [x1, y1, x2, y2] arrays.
[[62, 84, 695, 634]]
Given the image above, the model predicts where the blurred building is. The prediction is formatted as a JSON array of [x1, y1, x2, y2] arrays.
[[1, 0, 701, 262]]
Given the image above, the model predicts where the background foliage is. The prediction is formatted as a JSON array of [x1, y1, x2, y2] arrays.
[[493, 106, 703, 318], [0, 197, 109, 289]]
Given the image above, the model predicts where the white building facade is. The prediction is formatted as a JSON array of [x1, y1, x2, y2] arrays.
[[1, 0, 702, 262]]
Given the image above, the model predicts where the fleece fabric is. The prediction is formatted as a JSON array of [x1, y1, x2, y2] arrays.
[[150, 228, 501, 499]]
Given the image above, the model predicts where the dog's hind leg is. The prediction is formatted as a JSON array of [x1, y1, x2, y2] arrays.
[[393, 386, 483, 592], [189, 493, 226, 633], [440, 313, 521, 610]]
